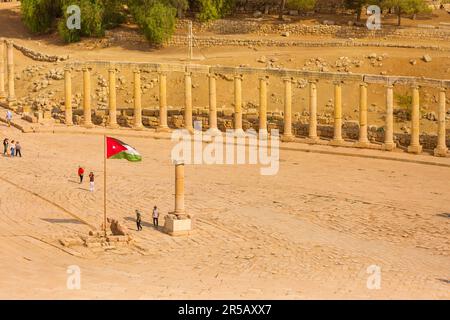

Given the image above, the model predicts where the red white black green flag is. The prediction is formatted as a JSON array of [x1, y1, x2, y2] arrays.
[[106, 137, 142, 162]]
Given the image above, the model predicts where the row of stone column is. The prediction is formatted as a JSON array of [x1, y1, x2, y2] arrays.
[[0, 39, 16, 103], [64, 66, 448, 157]]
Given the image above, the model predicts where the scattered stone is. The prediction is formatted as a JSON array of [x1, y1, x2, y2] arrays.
[[422, 55, 432, 62]]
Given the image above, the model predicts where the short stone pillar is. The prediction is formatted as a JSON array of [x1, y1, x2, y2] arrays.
[[258, 76, 268, 138], [434, 88, 448, 157], [383, 84, 396, 151], [82, 67, 93, 128], [6, 40, 16, 104], [208, 73, 220, 135], [407, 85, 422, 154], [157, 72, 170, 132], [355, 82, 370, 148], [133, 69, 143, 130], [307, 80, 319, 142], [184, 72, 193, 133], [330, 81, 344, 145], [233, 74, 244, 136], [0, 38, 5, 100], [107, 68, 118, 128], [64, 68, 73, 126], [164, 161, 192, 236], [282, 77, 294, 142]]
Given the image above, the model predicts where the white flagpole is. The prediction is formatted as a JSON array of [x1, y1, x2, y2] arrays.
[[103, 134, 107, 237]]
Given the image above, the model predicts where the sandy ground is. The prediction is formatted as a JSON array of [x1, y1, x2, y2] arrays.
[[0, 120, 449, 299]]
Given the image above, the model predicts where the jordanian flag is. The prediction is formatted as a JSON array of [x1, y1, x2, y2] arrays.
[[106, 137, 142, 162]]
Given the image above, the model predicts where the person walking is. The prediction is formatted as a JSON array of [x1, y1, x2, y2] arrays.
[[89, 172, 95, 192], [152, 206, 159, 228], [135, 209, 143, 231], [78, 166, 84, 184], [10, 140, 15, 157], [3, 138, 8, 156], [15, 141, 21, 157], [6, 110, 12, 127]]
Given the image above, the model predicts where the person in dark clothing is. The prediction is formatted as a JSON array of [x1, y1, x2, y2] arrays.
[[3, 138, 8, 156], [136, 209, 143, 231], [15, 141, 22, 157]]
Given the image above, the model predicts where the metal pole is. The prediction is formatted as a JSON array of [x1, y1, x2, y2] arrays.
[[188, 21, 193, 61]]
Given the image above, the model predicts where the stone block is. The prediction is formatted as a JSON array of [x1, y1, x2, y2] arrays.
[[164, 214, 192, 236]]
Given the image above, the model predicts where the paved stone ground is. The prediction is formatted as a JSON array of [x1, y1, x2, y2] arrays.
[[0, 121, 449, 299]]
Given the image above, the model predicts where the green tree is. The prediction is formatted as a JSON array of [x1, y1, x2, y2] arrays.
[[286, 0, 316, 12], [21, 0, 62, 33], [344, 0, 369, 21], [381, 0, 431, 25]]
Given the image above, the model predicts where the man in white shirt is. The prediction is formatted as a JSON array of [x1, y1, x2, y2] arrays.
[[152, 206, 159, 228]]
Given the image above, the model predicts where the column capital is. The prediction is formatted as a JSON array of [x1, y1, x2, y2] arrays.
[[108, 67, 117, 73], [5, 40, 13, 47], [439, 87, 446, 93], [184, 71, 192, 77], [308, 79, 318, 84], [82, 66, 91, 72], [207, 73, 217, 79], [133, 68, 141, 74], [64, 67, 72, 73], [259, 75, 269, 82], [411, 84, 420, 90], [233, 74, 243, 80], [282, 77, 293, 83], [158, 71, 168, 76], [385, 83, 394, 89], [333, 80, 343, 85], [360, 82, 368, 88]]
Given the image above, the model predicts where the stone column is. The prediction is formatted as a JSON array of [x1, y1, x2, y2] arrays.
[[64, 68, 73, 126], [208, 73, 220, 135], [0, 38, 5, 100], [408, 85, 422, 154], [434, 88, 448, 157], [133, 69, 143, 130], [331, 81, 344, 145], [282, 77, 294, 142], [383, 84, 396, 151], [308, 80, 319, 142], [184, 72, 193, 133], [234, 74, 244, 136], [259, 76, 268, 138], [355, 82, 369, 147], [157, 72, 170, 132], [82, 67, 93, 128], [174, 161, 185, 215], [6, 40, 15, 104], [107, 68, 118, 128]]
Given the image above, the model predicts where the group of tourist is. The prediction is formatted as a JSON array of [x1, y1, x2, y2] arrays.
[[77, 166, 95, 192], [135, 206, 160, 231], [2, 138, 22, 157]]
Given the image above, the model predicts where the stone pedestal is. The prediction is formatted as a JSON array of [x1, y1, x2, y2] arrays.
[[164, 214, 192, 236]]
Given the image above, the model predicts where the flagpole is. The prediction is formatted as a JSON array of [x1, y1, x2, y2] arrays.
[[103, 134, 107, 237]]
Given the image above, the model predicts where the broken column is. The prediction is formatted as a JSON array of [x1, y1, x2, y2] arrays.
[[157, 71, 170, 132], [208, 73, 220, 135], [234, 74, 244, 136], [434, 87, 448, 157], [282, 77, 294, 142], [64, 68, 73, 125], [383, 84, 396, 151], [355, 82, 369, 148], [0, 38, 5, 100], [330, 80, 344, 145], [407, 85, 422, 154], [82, 67, 93, 128], [184, 72, 193, 133], [164, 161, 192, 236], [307, 80, 319, 142], [6, 40, 16, 105], [133, 69, 143, 130], [259, 76, 268, 138], [107, 68, 118, 128]]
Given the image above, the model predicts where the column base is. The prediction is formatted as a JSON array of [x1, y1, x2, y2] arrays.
[[281, 134, 295, 142], [207, 128, 222, 136], [259, 129, 269, 140], [382, 142, 396, 151], [234, 128, 246, 137], [407, 145, 423, 154], [434, 147, 448, 157], [156, 125, 171, 133], [330, 138, 345, 146], [65, 122, 74, 126], [107, 123, 119, 129], [185, 127, 194, 134], [354, 141, 371, 148], [306, 136, 320, 144], [164, 213, 192, 236], [84, 123, 94, 129]]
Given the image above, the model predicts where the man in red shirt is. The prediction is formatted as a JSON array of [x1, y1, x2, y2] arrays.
[[78, 166, 84, 184]]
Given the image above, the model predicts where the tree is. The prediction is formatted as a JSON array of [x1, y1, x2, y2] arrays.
[[344, 0, 369, 21], [381, 0, 431, 26], [282, 0, 316, 20]]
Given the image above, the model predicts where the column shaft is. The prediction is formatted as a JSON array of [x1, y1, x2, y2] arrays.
[[108, 68, 118, 128], [174, 163, 185, 214], [383, 84, 396, 151], [64, 68, 73, 125], [208, 73, 220, 135], [282, 77, 294, 142], [308, 80, 319, 141], [6, 41, 15, 103], [82, 68, 93, 128], [355, 83, 369, 147], [408, 86, 422, 154], [331, 81, 344, 145], [0, 39, 5, 99], [259, 77, 268, 136], [234, 75, 244, 135], [434, 88, 448, 157], [133, 70, 143, 129], [184, 72, 193, 132], [158, 72, 169, 131]]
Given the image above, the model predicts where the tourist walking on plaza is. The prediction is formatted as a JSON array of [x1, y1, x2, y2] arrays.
[[152, 205, 159, 228], [15, 141, 21, 157], [89, 172, 95, 192], [135, 209, 143, 231], [9, 140, 15, 157], [5, 110, 12, 127], [3, 138, 8, 156], [78, 166, 84, 183]]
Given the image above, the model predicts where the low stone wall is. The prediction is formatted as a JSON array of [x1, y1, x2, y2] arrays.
[[13, 43, 70, 62]]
